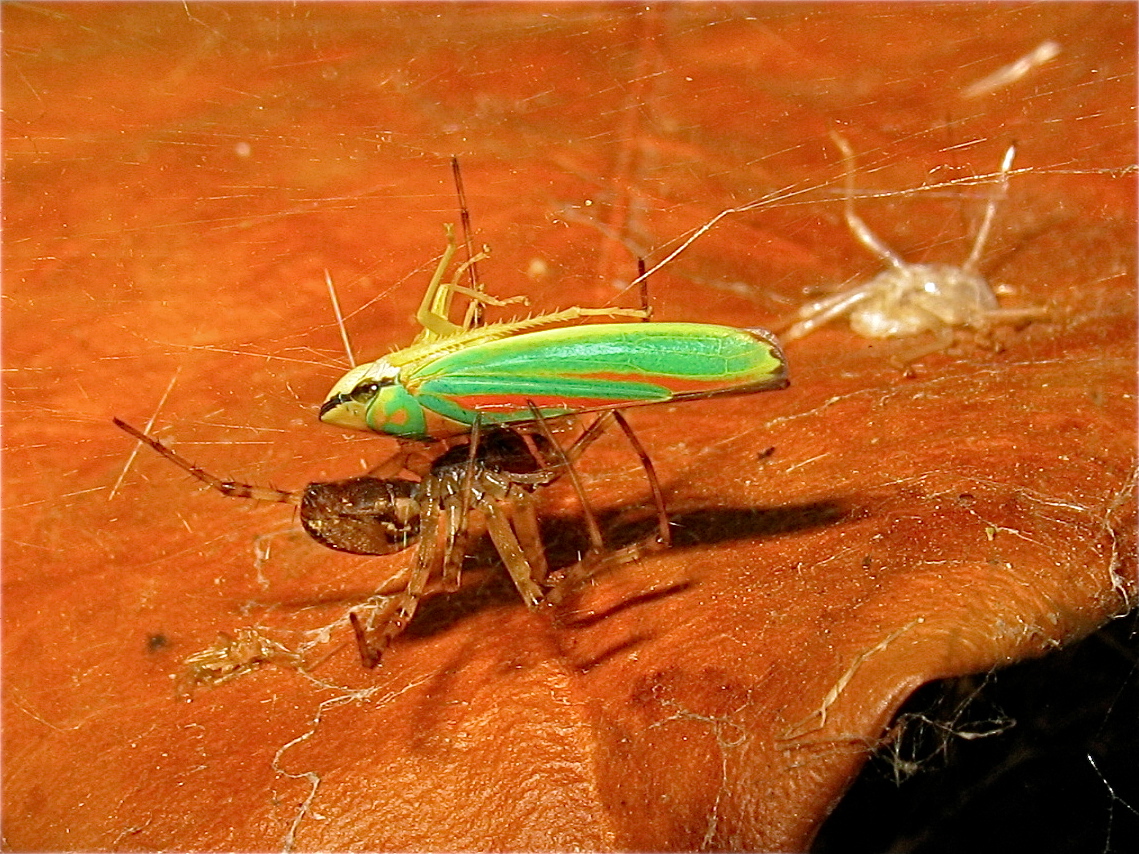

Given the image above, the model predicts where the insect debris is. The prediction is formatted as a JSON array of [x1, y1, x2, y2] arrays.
[[176, 627, 307, 696], [783, 132, 1042, 353]]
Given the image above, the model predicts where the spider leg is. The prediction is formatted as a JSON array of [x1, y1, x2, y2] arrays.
[[506, 487, 548, 586], [612, 410, 671, 548], [542, 538, 653, 608], [572, 411, 611, 452], [556, 409, 670, 549], [482, 498, 544, 606], [981, 305, 1048, 327], [440, 491, 479, 592], [113, 418, 299, 505], [350, 480, 445, 667], [438, 416, 484, 590], [526, 402, 604, 553], [615, 259, 669, 547], [889, 322, 957, 372]]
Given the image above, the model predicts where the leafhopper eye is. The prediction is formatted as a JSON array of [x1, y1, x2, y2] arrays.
[[349, 380, 384, 401]]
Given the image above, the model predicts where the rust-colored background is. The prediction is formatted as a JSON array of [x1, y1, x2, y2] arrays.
[[4, 4, 1135, 851]]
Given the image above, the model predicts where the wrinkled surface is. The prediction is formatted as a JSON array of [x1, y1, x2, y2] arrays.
[[3, 4, 1135, 851]]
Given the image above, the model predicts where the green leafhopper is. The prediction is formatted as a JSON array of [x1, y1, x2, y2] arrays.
[[319, 228, 789, 440]]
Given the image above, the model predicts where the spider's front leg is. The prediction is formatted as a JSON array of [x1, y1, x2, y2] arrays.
[[113, 417, 300, 506]]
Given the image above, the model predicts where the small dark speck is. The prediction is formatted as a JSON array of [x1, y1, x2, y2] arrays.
[[757, 446, 776, 462], [146, 633, 170, 653]]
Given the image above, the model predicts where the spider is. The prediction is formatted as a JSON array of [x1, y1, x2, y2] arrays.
[[784, 132, 1040, 349], [114, 410, 667, 669]]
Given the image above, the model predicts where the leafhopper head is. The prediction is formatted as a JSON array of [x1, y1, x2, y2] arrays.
[[319, 358, 436, 438]]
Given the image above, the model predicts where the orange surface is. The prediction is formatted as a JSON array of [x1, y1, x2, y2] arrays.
[[4, 4, 1135, 850]]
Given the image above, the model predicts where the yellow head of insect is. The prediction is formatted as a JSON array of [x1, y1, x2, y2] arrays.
[[319, 360, 428, 438]]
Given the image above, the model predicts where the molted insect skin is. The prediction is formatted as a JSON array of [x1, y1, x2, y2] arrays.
[[783, 133, 1028, 344], [300, 477, 420, 555], [320, 322, 789, 440], [847, 264, 998, 338]]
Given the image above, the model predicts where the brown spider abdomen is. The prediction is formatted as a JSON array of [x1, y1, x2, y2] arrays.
[[300, 477, 420, 555]]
